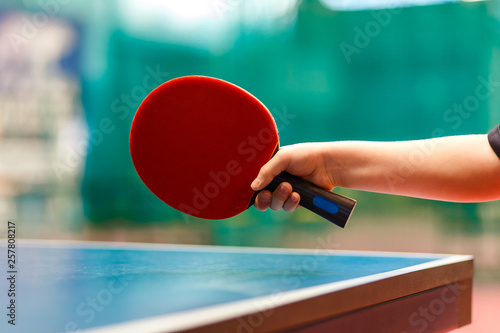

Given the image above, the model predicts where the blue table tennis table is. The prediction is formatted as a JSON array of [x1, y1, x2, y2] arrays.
[[1, 240, 473, 333]]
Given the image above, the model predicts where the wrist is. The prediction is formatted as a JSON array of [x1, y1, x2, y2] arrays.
[[320, 142, 347, 188]]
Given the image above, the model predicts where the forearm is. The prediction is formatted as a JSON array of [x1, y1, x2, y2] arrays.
[[324, 135, 500, 202]]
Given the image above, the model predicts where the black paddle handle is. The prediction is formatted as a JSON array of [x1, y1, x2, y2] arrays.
[[264, 172, 356, 228]]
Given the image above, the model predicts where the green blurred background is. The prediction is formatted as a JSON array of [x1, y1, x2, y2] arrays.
[[1, 0, 499, 329], [1, 0, 499, 289]]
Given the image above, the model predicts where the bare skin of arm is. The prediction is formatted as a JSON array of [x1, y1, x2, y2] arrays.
[[251, 134, 500, 212]]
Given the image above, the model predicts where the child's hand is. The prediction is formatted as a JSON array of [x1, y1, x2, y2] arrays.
[[250, 143, 338, 212], [250, 134, 500, 206]]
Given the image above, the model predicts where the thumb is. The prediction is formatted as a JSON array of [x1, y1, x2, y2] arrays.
[[251, 150, 290, 191]]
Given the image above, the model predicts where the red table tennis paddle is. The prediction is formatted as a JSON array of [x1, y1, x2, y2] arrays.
[[129, 76, 356, 228]]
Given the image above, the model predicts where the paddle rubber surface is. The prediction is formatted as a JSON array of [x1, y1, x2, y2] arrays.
[[130, 76, 279, 219]]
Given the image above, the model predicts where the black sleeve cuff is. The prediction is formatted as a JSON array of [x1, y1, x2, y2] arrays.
[[488, 124, 500, 158]]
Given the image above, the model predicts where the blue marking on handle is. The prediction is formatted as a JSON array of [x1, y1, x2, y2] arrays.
[[312, 196, 340, 214]]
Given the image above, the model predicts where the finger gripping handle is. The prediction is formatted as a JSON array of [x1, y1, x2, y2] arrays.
[[266, 172, 356, 228]]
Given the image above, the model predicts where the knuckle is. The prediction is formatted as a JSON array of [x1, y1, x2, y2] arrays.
[[260, 164, 271, 175]]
